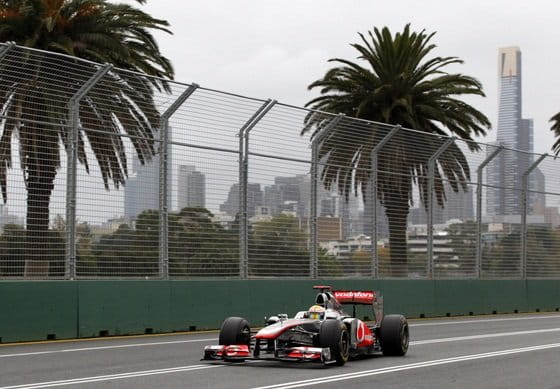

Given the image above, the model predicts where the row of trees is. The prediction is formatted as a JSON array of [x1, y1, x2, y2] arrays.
[[2, 1, 560, 276], [3, 213, 560, 278], [0, 209, 344, 277], [351, 221, 560, 278]]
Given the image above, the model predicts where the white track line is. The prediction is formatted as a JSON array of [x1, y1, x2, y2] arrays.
[[0, 364, 222, 389], [410, 327, 560, 345], [0, 339, 217, 358], [410, 314, 560, 327], [250, 343, 560, 389]]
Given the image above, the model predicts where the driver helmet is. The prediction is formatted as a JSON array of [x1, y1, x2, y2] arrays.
[[308, 305, 325, 320]]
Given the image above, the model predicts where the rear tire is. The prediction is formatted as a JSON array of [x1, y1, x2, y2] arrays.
[[379, 314, 409, 356], [219, 317, 251, 346], [319, 320, 350, 366]]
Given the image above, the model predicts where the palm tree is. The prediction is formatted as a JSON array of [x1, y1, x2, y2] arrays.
[[303, 25, 490, 277], [0, 0, 173, 273]]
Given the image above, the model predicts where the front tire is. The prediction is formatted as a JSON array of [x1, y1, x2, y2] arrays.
[[379, 314, 409, 356], [219, 316, 251, 346], [319, 320, 350, 366]]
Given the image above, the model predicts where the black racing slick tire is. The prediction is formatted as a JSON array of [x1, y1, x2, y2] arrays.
[[218, 317, 251, 346], [379, 314, 409, 356], [319, 320, 350, 366]]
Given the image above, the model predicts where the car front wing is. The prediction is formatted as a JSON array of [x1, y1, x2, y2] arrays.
[[202, 344, 333, 364]]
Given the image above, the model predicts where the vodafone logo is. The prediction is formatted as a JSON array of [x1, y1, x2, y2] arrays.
[[334, 290, 375, 303]]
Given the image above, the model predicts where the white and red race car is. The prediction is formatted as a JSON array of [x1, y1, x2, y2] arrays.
[[202, 285, 409, 366]]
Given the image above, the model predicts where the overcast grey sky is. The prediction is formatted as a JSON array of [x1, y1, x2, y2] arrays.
[[7, 0, 560, 223], [119, 0, 560, 155]]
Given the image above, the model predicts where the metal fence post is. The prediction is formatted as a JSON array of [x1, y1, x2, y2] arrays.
[[158, 84, 199, 280], [520, 153, 548, 279], [66, 64, 112, 280], [238, 100, 276, 279], [476, 146, 503, 278], [310, 114, 344, 279], [427, 137, 455, 279], [369, 125, 401, 278], [0, 42, 15, 59]]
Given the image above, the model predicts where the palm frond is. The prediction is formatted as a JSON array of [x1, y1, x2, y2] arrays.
[[305, 24, 490, 207], [0, 0, 174, 202], [550, 112, 560, 155]]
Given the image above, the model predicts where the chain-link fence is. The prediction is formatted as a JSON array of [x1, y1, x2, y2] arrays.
[[1, 42, 559, 280]]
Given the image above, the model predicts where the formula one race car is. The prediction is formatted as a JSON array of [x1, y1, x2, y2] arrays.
[[202, 286, 409, 366]]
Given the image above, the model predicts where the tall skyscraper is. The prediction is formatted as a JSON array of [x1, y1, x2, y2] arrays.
[[124, 129, 173, 219], [220, 183, 264, 218], [124, 154, 159, 219], [486, 47, 545, 217], [177, 165, 206, 210]]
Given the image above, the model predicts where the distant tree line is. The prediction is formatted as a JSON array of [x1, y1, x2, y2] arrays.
[[0, 209, 342, 278]]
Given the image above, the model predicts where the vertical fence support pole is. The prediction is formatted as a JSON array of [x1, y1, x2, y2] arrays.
[[0, 42, 15, 59], [520, 153, 548, 279], [65, 64, 112, 280], [158, 84, 199, 280], [238, 100, 276, 279], [427, 137, 455, 279], [310, 114, 343, 279], [369, 125, 401, 278], [476, 146, 503, 279]]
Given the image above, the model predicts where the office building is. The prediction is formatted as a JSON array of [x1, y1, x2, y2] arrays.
[[124, 130, 173, 219], [177, 165, 206, 210], [220, 183, 264, 218], [409, 183, 474, 225], [124, 155, 159, 219], [264, 175, 310, 217], [486, 47, 545, 217]]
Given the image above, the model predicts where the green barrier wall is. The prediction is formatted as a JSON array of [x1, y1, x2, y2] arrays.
[[1, 280, 559, 343], [0, 282, 78, 342]]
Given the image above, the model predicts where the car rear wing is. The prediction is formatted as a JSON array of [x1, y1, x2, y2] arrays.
[[333, 290, 384, 325], [333, 290, 375, 305]]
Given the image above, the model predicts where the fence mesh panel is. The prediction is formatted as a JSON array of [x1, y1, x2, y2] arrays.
[[1, 42, 559, 279]]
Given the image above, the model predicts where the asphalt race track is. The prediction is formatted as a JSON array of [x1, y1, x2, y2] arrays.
[[2, 313, 560, 388]]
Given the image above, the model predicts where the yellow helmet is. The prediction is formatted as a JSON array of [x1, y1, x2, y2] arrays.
[[308, 305, 325, 320]]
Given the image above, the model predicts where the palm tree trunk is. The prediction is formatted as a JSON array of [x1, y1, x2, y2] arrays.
[[385, 193, 410, 277], [24, 132, 58, 277]]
